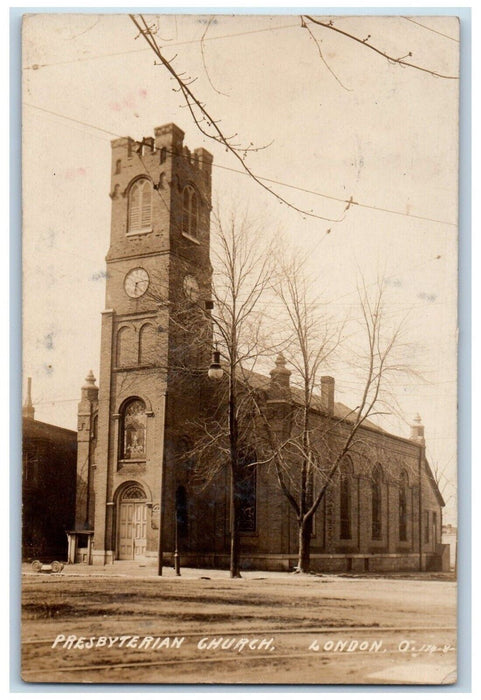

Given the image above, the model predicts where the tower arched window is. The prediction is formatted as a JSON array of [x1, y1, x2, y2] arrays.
[[371, 463, 383, 540], [399, 470, 408, 542], [121, 398, 147, 460], [116, 325, 137, 367], [128, 178, 152, 234], [339, 457, 353, 540], [182, 185, 198, 239], [139, 323, 157, 365]]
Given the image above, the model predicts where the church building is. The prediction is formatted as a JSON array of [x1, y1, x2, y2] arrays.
[[72, 123, 448, 572]]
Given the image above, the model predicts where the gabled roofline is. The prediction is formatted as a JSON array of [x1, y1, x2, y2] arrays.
[[22, 417, 77, 439], [424, 456, 446, 507]]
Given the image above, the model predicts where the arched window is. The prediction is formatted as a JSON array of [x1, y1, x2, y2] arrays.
[[122, 484, 146, 500], [399, 470, 408, 542], [371, 464, 383, 540], [121, 399, 147, 460], [128, 178, 152, 233], [182, 185, 198, 239], [339, 457, 353, 540]]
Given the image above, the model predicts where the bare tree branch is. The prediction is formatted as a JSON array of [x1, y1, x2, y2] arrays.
[[130, 14, 347, 224], [300, 16, 353, 92], [200, 16, 230, 97], [303, 15, 459, 80]]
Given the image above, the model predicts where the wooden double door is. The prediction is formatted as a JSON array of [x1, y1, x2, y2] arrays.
[[118, 493, 147, 560]]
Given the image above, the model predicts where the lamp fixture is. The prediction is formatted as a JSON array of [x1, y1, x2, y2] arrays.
[[208, 346, 223, 380]]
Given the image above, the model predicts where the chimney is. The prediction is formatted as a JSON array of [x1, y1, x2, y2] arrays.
[[22, 377, 35, 420], [410, 413, 425, 445], [320, 376, 335, 415]]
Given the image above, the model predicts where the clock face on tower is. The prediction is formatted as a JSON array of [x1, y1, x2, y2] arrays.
[[183, 274, 200, 301], [124, 267, 150, 298]]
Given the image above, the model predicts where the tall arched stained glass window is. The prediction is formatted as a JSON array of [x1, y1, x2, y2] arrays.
[[371, 464, 383, 540], [339, 457, 353, 540], [399, 470, 408, 542], [121, 399, 147, 459]]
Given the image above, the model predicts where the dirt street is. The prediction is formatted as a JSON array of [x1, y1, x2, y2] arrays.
[[21, 565, 457, 685]]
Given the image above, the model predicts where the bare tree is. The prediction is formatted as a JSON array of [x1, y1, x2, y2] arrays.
[[185, 208, 277, 578], [252, 263, 414, 572]]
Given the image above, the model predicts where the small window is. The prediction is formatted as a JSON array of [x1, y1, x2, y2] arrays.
[[77, 533, 88, 548], [121, 399, 147, 460], [182, 185, 199, 239], [160, 147, 167, 164], [128, 178, 152, 233], [115, 159, 122, 174]]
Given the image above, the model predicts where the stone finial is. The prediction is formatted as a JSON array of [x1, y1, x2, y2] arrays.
[[269, 353, 291, 401], [22, 376, 35, 420], [270, 354, 291, 386], [81, 370, 99, 402], [410, 413, 425, 445], [83, 370, 96, 387]]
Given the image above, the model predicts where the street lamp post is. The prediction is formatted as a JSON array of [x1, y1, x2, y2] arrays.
[[174, 506, 181, 576]]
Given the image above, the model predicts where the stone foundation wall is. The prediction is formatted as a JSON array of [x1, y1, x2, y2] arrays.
[[164, 551, 434, 572]]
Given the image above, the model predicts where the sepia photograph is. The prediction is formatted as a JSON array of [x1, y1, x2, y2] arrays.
[[20, 11, 459, 685]]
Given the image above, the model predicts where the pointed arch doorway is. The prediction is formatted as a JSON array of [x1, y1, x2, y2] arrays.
[[117, 483, 148, 560]]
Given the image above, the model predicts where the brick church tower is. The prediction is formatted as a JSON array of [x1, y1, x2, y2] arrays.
[[76, 123, 214, 565]]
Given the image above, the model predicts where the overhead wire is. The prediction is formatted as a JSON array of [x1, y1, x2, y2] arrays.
[[23, 102, 457, 228], [23, 21, 302, 70], [401, 16, 460, 43]]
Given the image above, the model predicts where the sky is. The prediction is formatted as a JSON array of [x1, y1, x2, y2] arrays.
[[21, 12, 459, 521]]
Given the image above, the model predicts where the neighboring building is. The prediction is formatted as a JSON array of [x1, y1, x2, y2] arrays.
[[442, 524, 457, 570], [73, 122, 448, 572], [22, 379, 77, 561]]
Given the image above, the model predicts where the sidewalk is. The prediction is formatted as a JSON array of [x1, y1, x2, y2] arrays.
[[21, 559, 301, 580], [22, 560, 455, 581]]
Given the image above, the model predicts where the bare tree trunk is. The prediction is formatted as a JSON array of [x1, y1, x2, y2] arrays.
[[230, 470, 242, 578], [297, 515, 313, 573], [229, 340, 242, 579]]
